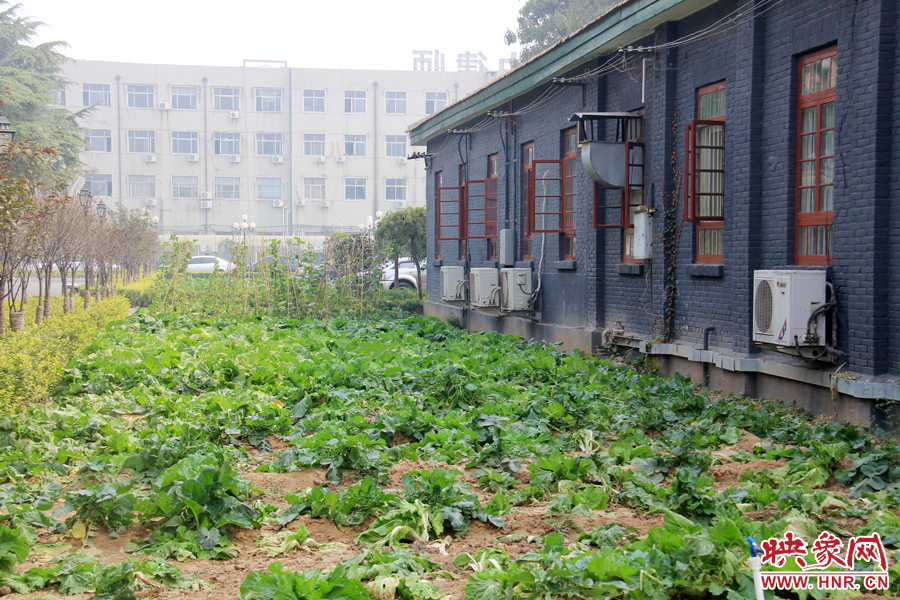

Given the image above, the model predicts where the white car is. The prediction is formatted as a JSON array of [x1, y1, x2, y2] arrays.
[[186, 256, 233, 274], [378, 258, 426, 290]]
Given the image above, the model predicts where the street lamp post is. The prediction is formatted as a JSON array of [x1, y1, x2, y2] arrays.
[[232, 214, 256, 265], [95, 199, 108, 301]]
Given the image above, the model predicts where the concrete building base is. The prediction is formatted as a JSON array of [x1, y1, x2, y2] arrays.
[[425, 300, 899, 431]]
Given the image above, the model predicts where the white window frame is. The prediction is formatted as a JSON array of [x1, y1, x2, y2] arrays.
[[304, 177, 325, 200], [255, 88, 282, 112], [85, 129, 112, 152], [172, 176, 199, 199], [171, 131, 199, 154], [385, 178, 407, 201], [126, 84, 154, 108], [213, 132, 241, 155], [344, 90, 366, 113], [171, 86, 198, 110], [344, 134, 366, 157], [83, 83, 110, 107], [257, 177, 283, 200], [85, 174, 112, 197], [303, 134, 325, 156], [385, 135, 407, 158], [129, 175, 156, 198], [344, 177, 367, 200], [385, 91, 407, 114], [303, 89, 325, 112], [425, 91, 448, 115], [256, 133, 283, 156], [215, 177, 241, 199], [127, 130, 155, 153], [50, 89, 66, 105], [213, 87, 241, 111]]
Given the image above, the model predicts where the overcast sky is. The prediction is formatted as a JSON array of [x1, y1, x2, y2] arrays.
[[20, 0, 523, 72]]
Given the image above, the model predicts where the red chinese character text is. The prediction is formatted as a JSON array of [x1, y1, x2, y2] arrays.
[[803, 531, 846, 570], [761, 531, 808, 568], [846, 533, 888, 571]]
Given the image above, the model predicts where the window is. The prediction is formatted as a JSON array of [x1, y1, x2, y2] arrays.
[[304, 134, 325, 156], [171, 86, 198, 109], [50, 89, 66, 105], [257, 177, 283, 199], [256, 89, 282, 112], [213, 88, 240, 111], [684, 83, 726, 263], [345, 135, 366, 157], [386, 179, 406, 201], [796, 47, 837, 265], [127, 131, 155, 153], [593, 115, 645, 263], [385, 91, 406, 114], [171, 131, 199, 154], [486, 154, 499, 259], [563, 128, 577, 259], [85, 174, 112, 197], [129, 175, 156, 198], [435, 171, 443, 259], [386, 135, 406, 158], [127, 85, 154, 108], [344, 91, 366, 113], [256, 133, 283, 156], [215, 177, 240, 199], [83, 83, 110, 107], [85, 129, 112, 152], [522, 143, 535, 259], [303, 89, 325, 112], [345, 177, 366, 200], [214, 133, 240, 155], [304, 177, 325, 200], [172, 176, 199, 198], [425, 92, 447, 115]]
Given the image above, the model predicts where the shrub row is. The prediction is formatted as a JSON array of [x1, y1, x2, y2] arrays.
[[117, 274, 158, 308], [0, 296, 130, 415]]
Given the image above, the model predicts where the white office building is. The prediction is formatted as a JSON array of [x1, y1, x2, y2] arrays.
[[60, 60, 492, 238]]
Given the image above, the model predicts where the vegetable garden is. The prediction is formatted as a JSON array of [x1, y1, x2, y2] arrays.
[[2, 288, 900, 599]]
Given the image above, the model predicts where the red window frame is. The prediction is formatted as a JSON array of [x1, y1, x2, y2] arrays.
[[486, 154, 499, 260], [563, 128, 577, 259], [795, 46, 836, 265], [685, 81, 726, 264], [522, 142, 534, 260]]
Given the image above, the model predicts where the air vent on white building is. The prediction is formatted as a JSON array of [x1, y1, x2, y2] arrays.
[[272, 156, 283, 164], [398, 157, 407, 165], [295, 199, 307, 207], [187, 154, 199, 162], [273, 199, 284, 207], [200, 200, 212, 209], [395, 200, 408, 209], [200, 191, 212, 200], [335, 156, 346, 163], [315, 156, 326, 163], [229, 155, 241, 163], [321, 200, 331, 208], [145, 198, 157, 207], [229, 111, 240, 119], [145, 154, 156, 162], [158, 102, 170, 110]]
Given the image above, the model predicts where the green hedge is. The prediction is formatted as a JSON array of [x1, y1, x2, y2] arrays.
[[0, 296, 130, 415], [117, 274, 158, 307]]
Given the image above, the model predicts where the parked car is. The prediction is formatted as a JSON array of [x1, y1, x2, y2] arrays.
[[248, 255, 299, 274], [377, 258, 426, 290], [186, 256, 233, 274]]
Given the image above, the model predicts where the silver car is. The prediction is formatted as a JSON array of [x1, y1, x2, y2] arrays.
[[186, 256, 233, 274], [378, 258, 426, 290]]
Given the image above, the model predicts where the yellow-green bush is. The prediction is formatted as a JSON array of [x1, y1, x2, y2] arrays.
[[117, 273, 158, 307], [0, 296, 130, 415]]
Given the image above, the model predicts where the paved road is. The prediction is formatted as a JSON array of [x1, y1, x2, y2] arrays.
[[24, 278, 66, 298]]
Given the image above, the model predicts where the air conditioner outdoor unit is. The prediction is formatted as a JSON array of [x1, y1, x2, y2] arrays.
[[398, 157, 408, 165], [321, 200, 331, 208], [753, 270, 827, 348], [145, 154, 156, 162], [335, 156, 346, 163], [273, 199, 284, 207], [315, 156, 326, 163], [295, 199, 307, 207], [187, 153, 199, 162], [395, 200, 408, 209], [229, 111, 240, 119], [158, 102, 170, 110], [145, 198, 157, 207], [440, 266, 466, 302], [200, 191, 212, 200], [200, 200, 212, 209], [500, 268, 533, 311], [272, 156, 284, 164], [229, 155, 241, 163], [470, 268, 500, 308]]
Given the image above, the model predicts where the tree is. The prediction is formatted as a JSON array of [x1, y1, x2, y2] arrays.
[[505, 0, 619, 64], [0, 1, 85, 169], [374, 207, 426, 300]]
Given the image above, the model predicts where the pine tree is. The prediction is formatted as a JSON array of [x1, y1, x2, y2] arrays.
[[0, 1, 84, 169], [505, 0, 619, 64]]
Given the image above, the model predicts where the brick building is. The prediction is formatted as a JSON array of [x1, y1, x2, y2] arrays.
[[409, 0, 900, 428]]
